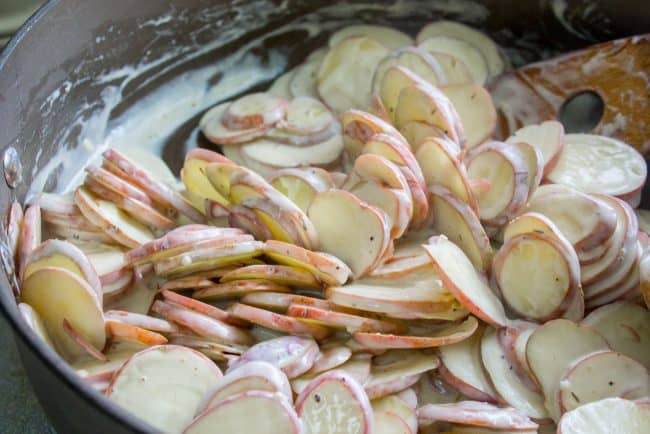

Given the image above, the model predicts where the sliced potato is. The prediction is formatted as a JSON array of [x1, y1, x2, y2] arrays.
[[200, 102, 269, 145], [193, 279, 290, 301], [269, 167, 332, 212], [418, 401, 538, 431], [497, 321, 541, 394], [423, 236, 509, 327], [18, 302, 55, 350], [349, 181, 412, 240], [506, 120, 564, 176], [438, 325, 500, 403], [307, 345, 352, 375], [429, 185, 492, 273], [317, 36, 389, 113], [161, 290, 243, 326], [229, 303, 331, 340], [106, 345, 222, 434], [6, 201, 23, 260], [557, 397, 650, 434], [372, 394, 417, 433], [329, 25, 413, 51], [365, 350, 440, 399], [296, 370, 373, 434], [222, 92, 287, 130], [419, 36, 489, 84], [17, 204, 41, 281], [240, 134, 343, 169], [220, 264, 321, 289], [341, 109, 408, 161], [288, 304, 404, 334], [439, 83, 496, 148], [105, 320, 168, 346], [308, 189, 391, 278], [182, 149, 233, 206], [21, 267, 105, 361], [241, 292, 330, 312], [525, 319, 609, 421], [559, 350, 650, 414], [104, 310, 178, 333], [426, 51, 473, 84], [509, 141, 544, 198], [230, 336, 319, 379]]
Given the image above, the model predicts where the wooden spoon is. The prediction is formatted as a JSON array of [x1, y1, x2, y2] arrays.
[[489, 34, 650, 155]]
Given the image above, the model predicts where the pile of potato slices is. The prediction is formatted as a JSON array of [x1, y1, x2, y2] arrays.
[[9, 20, 650, 434]]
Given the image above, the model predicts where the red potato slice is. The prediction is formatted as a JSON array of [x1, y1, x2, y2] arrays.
[[274, 96, 337, 137], [104, 310, 178, 333], [418, 401, 538, 431], [263, 240, 351, 287], [21, 267, 105, 361], [423, 236, 509, 327], [230, 336, 319, 379], [581, 301, 650, 369], [161, 290, 247, 327], [439, 84, 496, 148], [229, 303, 331, 340], [583, 241, 641, 302], [365, 350, 440, 400], [17, 204, 41, 281], [481, 327, 548, 420], [222, 92, 287, 130], [187, 390, 301, 434], [75, 187, 154, 248], [399, 120, 453, 153], [287, 304, 404, 334], [240, 135, 344, 169], [526, 185, 617, 252], [24, 239, 102, 301], [557, 397, 650, 434], [344, 152, 411, 193], [241, 292, 331, 312], [317, 36, 389, 113], [493, 232, 581, 322], [159, 277, 214, 291], [182, 160, 231, 208], [269, 168, 332, 212], [546, 134, 646, 203], [6, 201, 22, 260], [373, 393, 417, 432], [107, 345, 222, 434], [416, 21, 507, 76], [326, 267, 462, 320], [497, 322, 541, 393], [296, 370, 373, 434], [466, 141, 529, 226], [200, 102, 269, 145], [341, 109, 408, 160], [416, 137, 478, 212], [419, 36, 489, 84], [525, 319, 610, 421], [580, 195, 636, 285], [429, 185, 492, 273], [558, 350, 650, 414], [151, 300, 252, 346], [329, 25, 413, 51], [103, 149, 204, 223], [394, 83, 465, 148], [193, 279, 291, 301], [227, 204, 274, 240], [199, 361, 292, 411], [18, 303, 55, 350], [105, 320, 168, 346], [152, 240, 265, 277], [62, 318, 107, 361], [506, 120, 564, 176], [368, 254, 431, 279], [425, 51, 473, 85], [351, 315, 478, 349], [438, 325, 500, 403], [308, 189, 391, 278], [509, 141, 544, 198], [349, 181, 412, 240], [220, 264, 322, 289], [307, 345, 352, 375], [374, 411, 412, 434], [85, 165, 155, 206]]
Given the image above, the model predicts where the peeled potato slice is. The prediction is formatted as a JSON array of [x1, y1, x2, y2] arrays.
[[559, 350, 650, 414], [106, 345, 222, 434], [199, 361, 292, 412], [494, 232, 581, 321], [419, 36, 489, 84], [506, 120, 564, 176], [308, 189, 391, 278], [351, 315, 478, 349], [21, 267, 105, 361], [480, 327, 548, 419], [439, 83, 496, 148], [188, 390, 301, 434], [394, 83, 464, 147], [287, 304, 404, 334], [525, 319, 609, 421], [581, 301, 650, 369], [416, 20, 507, 76], [329, 25, 412, 51], [546, 134, 646, 207], [229, 303, 331, 340], [418, 401, 538, 431], [317, 36, 389, 113], [230, 336, 319, 379], [296, 370, 373, 434], [429, 185, 492, 273], [557, 397, 650, 434], [423, 236, 508, 327]]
